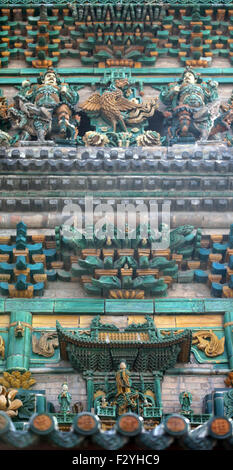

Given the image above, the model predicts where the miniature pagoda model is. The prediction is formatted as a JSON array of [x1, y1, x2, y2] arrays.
[[1, 0, 233, 452]]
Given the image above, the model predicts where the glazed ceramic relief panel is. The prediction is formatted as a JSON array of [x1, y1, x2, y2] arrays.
[[1, 0, 233, 450], [2, 66, 233, 147], [1, 221, 233, 300], [2, 4, 233, 148], [0, 309, 229, 421]]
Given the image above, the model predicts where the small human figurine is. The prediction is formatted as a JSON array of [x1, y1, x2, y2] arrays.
[[143, 397, 152, 407], [115, 361, 132, 396], [114, 361, 138, 415], [58, 382, 72, 413], [72, 401, 84, 413], [101, 396, 108, 408], [179, 391, 193, 414]]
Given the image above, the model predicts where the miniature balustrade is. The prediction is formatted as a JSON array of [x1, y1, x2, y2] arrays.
[[143, 406, 163, 419], [189, 414, 212, 425], [96, 404, 117, 418], [54, 412, 76, 424]]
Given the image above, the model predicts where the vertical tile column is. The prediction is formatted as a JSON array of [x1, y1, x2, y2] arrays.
[[6, 310, 32, 372], [83, 371, 94, 412], [153, 371, 163, 408], [224, 310, 233, 370]]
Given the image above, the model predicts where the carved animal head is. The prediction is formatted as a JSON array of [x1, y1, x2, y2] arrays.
[[115, 78, 129, 90], [15, 322, 25, 337]]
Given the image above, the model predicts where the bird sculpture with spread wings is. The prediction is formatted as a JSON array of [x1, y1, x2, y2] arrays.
[[79, 79, 158, 133], [79, 88, 140, 132]]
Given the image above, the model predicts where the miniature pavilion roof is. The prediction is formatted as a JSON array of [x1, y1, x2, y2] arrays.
[[56, 316, 192, 372]]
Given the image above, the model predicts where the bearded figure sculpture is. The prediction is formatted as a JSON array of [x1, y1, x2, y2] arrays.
[[159, 67, 219, 144], [10, 68, 80, 143]]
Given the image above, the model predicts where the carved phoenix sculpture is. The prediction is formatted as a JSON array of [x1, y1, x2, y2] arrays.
[[79, 79, 158, 133]]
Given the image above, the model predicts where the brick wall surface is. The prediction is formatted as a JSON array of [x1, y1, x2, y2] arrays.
[[32, 373, 87, 412], [162, 373, 226, 414]]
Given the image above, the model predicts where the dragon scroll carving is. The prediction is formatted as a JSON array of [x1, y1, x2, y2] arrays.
[[192, 330, 225, 357], [32, 331, 59, 358]]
